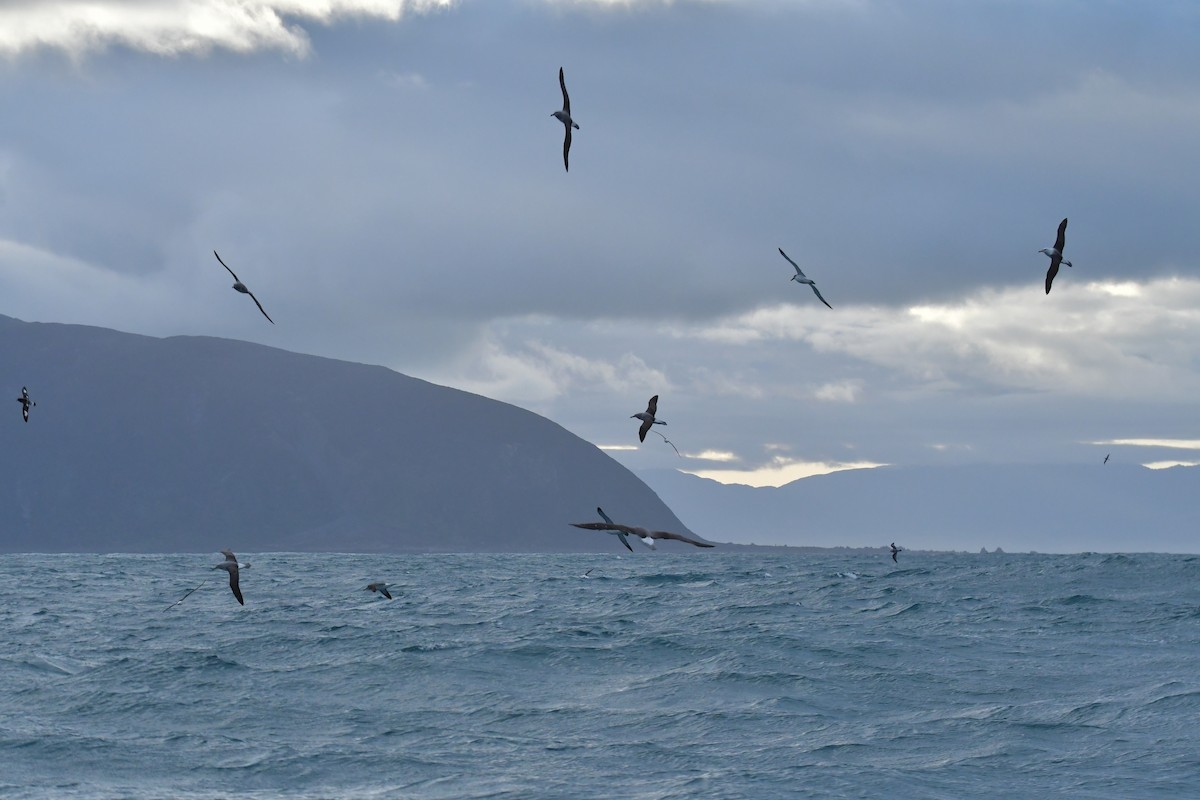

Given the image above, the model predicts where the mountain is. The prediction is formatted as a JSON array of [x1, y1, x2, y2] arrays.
[[638, 464, 1200, 554], [0, 315, 699, 553]]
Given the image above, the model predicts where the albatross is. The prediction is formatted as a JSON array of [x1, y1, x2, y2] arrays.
[[551, 67, 580, 172], [890, 542, 902, 563], [585, 507, 656, 552], [571, 513, 714, 550], [778, 248, 832, 309], [16, 386, 35, 423], [366, 582, 393, 600], [1039, 218, 1072, 294], [213, 550, 244, 605], [631, 395, 666, 443], [214, 250, 274, 324]]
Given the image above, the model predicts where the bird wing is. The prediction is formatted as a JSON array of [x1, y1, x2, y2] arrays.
[[646, 395, 659, 416], [246, 290, 274, 324], [809, 283, 832, 309], [559, 67, 570, 116], [597, 507, 615, 526], [638, 417, 652, 442], [1045, 257, 1061, 294], [21, 387, 28, 399], [380, 586, 393, 599], [220, 549, 237, 562], [227, 564, 244, 605], [572, 521, 637, 551], [1054, 218, 1068, 253], [778, 248, 805, 279], [563, 126, 571, 172], [572, 521, 637, 535], [649, 530, 715, 548], [213, 250, 240, 283]]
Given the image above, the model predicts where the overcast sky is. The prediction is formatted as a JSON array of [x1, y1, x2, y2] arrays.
[[0, 0, 1198, 486]]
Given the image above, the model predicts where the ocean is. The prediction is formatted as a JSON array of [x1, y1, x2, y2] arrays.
[[1, 552, 1197, 799]]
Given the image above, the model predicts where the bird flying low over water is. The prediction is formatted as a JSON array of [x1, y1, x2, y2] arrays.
[[571, 515, 714, 549], [890, 542, 902, 563], [632, 395, 666, 443], [1039, 218, 1072, 294], [1103, 453, 1110, 464], [16, 386, 35, 423], [778, 248, 832, 309], [213, 550, 244, 605], [588, 507, 656, 552], [366, 582, 393, 599], [551, 67, 579, 172], [214, 250, 274, 324]]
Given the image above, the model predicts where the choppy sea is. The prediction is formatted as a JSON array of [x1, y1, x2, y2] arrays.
[[1, 552, 1198, 799]]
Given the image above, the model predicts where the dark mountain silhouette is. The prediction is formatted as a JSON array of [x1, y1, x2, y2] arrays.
[[0, 316, 698, 553]]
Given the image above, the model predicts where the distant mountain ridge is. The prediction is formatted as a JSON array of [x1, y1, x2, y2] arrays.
[[0, 315, 696, 553], [639, 464, 1200, 554]]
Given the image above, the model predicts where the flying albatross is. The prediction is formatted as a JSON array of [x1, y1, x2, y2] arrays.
[[551, 67, 580, 172], [366, 582, 393, 600], [214, 250, 274, 324], [16, 386, 35, 423], [213, 550, 244, 605], [581, 507, 657, 552], [571, 513, 714, 550], [1039, 218, 1072, 294], [631, 395, 667, 443], [778, 248, 832, 309], [890, 542, 902, 563]]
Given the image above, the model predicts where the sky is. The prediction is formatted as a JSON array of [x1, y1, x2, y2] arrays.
[[0, 0, 1198, 487]]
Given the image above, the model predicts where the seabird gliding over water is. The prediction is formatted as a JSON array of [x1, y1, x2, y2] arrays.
[[16, 386, 34, 422], [213, 552, 244, 605], [778, 248, 832, 309], [214, 250, 274, 324], [1103, 453, 1110, 464], [551, 67, 579, 172], [1039, 218, 1072, 294], [890, 543, 902, 563], [632, 395, 666, 443], [571, 515, 714, 549], [589, 507, 655, 552], [366, 583, 393, 599]]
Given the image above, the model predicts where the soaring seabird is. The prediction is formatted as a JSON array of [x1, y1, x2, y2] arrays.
[[587, 507, 656, 552], [551, 67, 579, 172], [1103, 453, 1110, 464], [778, 248, 832, 309], [213, 551, 244, 605], [214, 250, 274, 324], [1039, 218, 1072, 294], [16, 386, 35, 423], [571, 514, 714, 549], [366, 582, 393, 600], [631, 395, 667, 443], [220, 549, 252, 569], [890, 542, 902, 563]]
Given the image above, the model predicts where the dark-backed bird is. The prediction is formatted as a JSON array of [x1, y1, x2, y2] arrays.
[[1039, 218, 1072, 294], [890, 542, 902, 563], [213, 552, 244, 605], [16, 386, 35, 423], [588, 507, 656, 552], [571, 516, 714, 549], [778, 248, 832, 309], [214, 250, 274, 323], [631, 395, 666, 443], [366, 582, 393, 599], [1103, 453, 1110, 464], [551, 67, 579, 171]]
